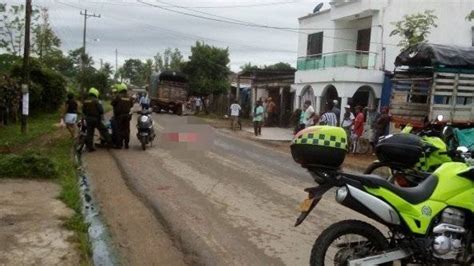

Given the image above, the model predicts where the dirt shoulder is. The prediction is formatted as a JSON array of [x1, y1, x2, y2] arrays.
[[83, 150, 187, 265], [198, 115, 375, 172], [0, 179, 80, 265]]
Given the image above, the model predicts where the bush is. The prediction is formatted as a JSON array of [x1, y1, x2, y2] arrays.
[[0, 152, 58, 178], [10, 59, 67, 113]]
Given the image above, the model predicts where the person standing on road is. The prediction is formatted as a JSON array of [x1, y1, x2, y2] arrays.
[[374, 106, 390, 146], [229, 100, 241, 131], [332, 99, 341, 126], [319, 103, 338, 126], [303, 100, 315, 127], [352, 105, 365, 154], [253, 101, 264, 136], [195, 97, 202, 114], [82, 88, 111, 152], [112, 84, 133, 149], [266, 97, 277, 127], [63, 93, 78, 138], [341, 105, 355, 148]]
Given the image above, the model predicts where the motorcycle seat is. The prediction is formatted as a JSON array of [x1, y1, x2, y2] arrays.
[[344, 173, 438, 205]]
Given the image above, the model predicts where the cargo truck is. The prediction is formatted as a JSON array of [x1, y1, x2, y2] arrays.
[[148, 71, 188, 115], [390, 44, 474, 128]]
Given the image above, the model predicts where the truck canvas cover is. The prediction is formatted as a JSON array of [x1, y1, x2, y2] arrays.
[[395, 43, 474, 68]]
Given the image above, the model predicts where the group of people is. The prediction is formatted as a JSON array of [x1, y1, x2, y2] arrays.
[[228, 97, 277, 136], [294, 99, 390, 154], [62, 83, 134, 152]]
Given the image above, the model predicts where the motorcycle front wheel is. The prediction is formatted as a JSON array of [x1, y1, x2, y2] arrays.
[[140, 136, 148, 150], [310, 220, 389, 266]]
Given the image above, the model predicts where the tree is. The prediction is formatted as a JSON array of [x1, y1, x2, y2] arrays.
[[122, 58, 144, 86], [0, 3, 39, 56], [240, 62, 259, 72], [142, 59, 153, 85], [10, 59, 67, 112], [154, 47, 184, 72], [240, 62, 295, 72], [101, 62, 113, 77], [390, 10, 438, 50], [265, 62, 295, 71], [32, 7, 61, 59], [467, 11, 474, 21], [183, 41, 230, 96]]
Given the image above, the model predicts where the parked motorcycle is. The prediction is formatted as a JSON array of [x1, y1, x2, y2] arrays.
[[292, 126, 474, 265], [76, 117, 87, 154], [136, 109, 155, 150], [75, 117, 114, 153], [364, 118, 455, 187]]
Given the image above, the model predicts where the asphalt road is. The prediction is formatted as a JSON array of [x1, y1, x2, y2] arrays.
[[107, 112, 370, 265]]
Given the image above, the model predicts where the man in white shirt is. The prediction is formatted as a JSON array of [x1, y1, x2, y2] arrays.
[[303, 100, 315, 127], [195, 97, 202, 113], [229, 100, 242, 131]]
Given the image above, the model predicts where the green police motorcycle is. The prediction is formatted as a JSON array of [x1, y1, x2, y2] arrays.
[[292, 126, 474, 265], [364, 124, 453, 187]]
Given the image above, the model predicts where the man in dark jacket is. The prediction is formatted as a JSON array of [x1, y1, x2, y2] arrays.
[[82, 87, 111, 152], [111, 83, 133, 149]]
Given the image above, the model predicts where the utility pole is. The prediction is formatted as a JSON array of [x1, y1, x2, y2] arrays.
[[115, 48, 118, 81], [21, 0, 32, 134], [79, 9, 100, 95], [100, 58, 103, 69]]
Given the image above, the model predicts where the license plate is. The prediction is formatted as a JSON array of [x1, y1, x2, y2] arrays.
[[299, 198, 314, 212], [140, 132, 148, 136]]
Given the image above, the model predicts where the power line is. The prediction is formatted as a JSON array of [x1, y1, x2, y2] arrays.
[[138, 0, 300, 33], [84, 0, 298, 9]]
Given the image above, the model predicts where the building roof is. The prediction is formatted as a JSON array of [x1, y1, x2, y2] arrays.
[[298, 8, 330, 20], [395, 43, 474, 68]]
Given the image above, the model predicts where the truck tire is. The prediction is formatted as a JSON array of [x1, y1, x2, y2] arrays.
[[176, 105, 183, 116]]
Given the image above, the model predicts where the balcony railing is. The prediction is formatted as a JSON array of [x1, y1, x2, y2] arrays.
[[297, 50, 378, 71]]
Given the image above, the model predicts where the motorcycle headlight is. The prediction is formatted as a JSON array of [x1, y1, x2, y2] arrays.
[[140, 116, 149, 123]]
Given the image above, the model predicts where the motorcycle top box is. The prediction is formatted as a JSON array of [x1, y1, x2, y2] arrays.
[[291, 126, 347, 167], [375, 133, 424, 167]]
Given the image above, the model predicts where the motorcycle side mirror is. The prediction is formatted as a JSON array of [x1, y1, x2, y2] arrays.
[[457, 146, 469, 153], [437, 114, 444, 122]]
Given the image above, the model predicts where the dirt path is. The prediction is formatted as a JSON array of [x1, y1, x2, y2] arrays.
[[83, 150, 188, 265], [0, 179, 80, 265]]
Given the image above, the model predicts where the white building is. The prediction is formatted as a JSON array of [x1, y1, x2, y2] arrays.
[[293, 0, 474, 122]]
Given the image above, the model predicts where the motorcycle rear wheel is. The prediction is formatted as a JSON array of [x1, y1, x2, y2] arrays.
[[310, 220, 389, 266]]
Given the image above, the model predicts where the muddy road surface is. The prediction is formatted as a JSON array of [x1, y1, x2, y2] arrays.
[[87, 113, 372, 265]]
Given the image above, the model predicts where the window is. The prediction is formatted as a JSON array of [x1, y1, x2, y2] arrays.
[[307, 32, 323, 56]]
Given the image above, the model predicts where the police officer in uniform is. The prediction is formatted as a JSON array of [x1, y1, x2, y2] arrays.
[[111, 83, 133, 149], [82, 87, 111, 152]]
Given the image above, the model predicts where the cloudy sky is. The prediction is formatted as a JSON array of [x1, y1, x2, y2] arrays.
[[5, 0, 327, 71]]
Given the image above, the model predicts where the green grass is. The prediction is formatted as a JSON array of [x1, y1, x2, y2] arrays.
[[0, 152, 58, 178], [0, 112, 58, 148], [0, 113, 92, 264]]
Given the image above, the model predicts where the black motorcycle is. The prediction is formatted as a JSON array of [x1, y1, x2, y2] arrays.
[[136, 109, 155, 150]]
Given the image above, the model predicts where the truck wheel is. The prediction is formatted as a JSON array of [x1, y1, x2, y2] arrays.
[[176, 105, 183, 116]]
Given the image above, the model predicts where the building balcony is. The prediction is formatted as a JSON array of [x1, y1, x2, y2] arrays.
[[297, 50, 378, 71]]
